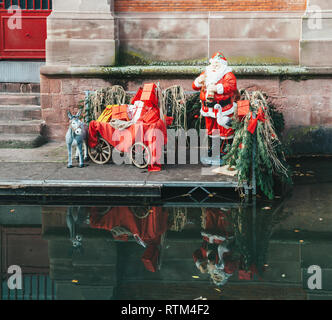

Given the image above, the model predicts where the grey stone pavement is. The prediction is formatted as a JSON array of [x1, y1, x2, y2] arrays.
[[0, 142, 237, 188]]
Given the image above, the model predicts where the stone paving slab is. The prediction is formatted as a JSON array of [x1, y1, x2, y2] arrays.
[[0, 142, 237, 184], [0, 142, 239, 199]]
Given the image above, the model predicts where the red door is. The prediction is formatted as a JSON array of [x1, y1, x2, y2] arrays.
[[0, 0, 52, 60]]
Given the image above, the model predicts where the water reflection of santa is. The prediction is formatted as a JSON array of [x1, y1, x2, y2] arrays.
[[89, 207, 168, 272], [193, 208, 238, 286]]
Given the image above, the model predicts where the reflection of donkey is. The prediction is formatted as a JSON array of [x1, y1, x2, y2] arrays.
[[66, 207, 90, 256], [66, 110, 88, 168]]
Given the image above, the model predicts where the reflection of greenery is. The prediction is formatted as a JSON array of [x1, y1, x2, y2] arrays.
[[229, 203, 291, 277]]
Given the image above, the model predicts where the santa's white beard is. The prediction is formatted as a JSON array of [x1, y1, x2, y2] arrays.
[[205, 64, 231, 86]]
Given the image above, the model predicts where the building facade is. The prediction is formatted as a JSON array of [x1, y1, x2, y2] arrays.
[[2, 0, 332, 153]]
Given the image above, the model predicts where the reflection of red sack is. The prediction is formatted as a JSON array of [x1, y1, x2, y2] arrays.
[[141, 245, 159, 272], [238, 264, 259, 280], [238, 269, 253, 280]]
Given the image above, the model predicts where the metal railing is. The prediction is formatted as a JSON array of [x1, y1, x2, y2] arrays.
[[1, 273, 55, 300], [4, 0, 52, 10]]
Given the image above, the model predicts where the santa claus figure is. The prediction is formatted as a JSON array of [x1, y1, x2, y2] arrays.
[[192, 52, 238, 157]]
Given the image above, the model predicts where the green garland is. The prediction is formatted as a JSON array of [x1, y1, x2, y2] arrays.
[[185, 92, 203, 131], [224, 90, 292, 200]]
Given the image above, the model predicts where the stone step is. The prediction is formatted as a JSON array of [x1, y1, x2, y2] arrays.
[[0, 93, 40, 105], [0, 105, 41, 121], [0, 120, 45, 134], [0, 133, 47, 148], [0, 83, 40, 94]]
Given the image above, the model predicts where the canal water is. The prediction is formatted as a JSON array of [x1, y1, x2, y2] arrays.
[[0, 157, 331, 300]]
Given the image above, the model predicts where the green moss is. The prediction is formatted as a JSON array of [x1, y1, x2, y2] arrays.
[[228, 56, 295, 66], [118, 49, 208, 67]]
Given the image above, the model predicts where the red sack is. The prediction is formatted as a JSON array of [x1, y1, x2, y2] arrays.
[[131, 87, 143, 104]]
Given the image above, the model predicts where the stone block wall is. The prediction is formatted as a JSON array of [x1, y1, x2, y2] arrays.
[[116, 11, 303, 66], [40, 69, 332, 155], [114, 0, 307, 12]]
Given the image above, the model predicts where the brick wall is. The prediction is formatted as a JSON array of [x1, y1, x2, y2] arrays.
[[115, 0, 307, 12]]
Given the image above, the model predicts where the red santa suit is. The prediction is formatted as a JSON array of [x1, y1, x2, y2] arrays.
[[89, 206, 168, 272], [192, 52, 238, 140]]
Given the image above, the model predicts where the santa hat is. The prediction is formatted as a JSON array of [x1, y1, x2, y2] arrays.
[[209, 52, 227, 65]]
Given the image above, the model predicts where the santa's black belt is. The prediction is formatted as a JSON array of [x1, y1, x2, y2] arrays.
[[204, 98, 231, 108]]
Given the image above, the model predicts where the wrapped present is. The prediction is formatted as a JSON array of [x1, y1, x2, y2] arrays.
[[237, 100, 250, 120], [140, 83, 158, 108], [97, 105, 114, 123], [111, 104, 129, 121]]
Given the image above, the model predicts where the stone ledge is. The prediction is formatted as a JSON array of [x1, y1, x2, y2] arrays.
[[40, 65, 332, 78]]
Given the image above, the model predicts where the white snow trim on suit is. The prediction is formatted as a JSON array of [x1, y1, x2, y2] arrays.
[[201, 231, 226, 243], [194, 78, 203, 88], [200, 102, 236, 119], [215, 244, 230, 270], [200, 107, 216, 118]]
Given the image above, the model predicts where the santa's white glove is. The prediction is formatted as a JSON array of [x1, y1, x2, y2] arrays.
[[197, 74, 206, 84], [207, 84, 217, 92], [194, 75, 206, 88], [219, 116, 232, 129]]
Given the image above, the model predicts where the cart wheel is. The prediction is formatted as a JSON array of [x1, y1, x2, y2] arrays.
[[88, 137, 112, 164], [130, 142, 151, 169]]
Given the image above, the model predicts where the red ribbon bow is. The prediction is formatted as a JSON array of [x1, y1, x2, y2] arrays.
[[247, 107, 266, 134]]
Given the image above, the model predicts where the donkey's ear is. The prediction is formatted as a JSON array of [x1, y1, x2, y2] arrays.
[[67, 111, 73, 119], [76, 110, 82, 118]]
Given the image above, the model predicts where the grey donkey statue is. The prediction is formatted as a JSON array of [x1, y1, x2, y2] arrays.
[[66, 110, 88, 168]]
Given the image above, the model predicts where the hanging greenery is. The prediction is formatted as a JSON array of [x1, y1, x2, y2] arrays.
[[224, 90, 292, 200], [185, 92, 203, 132], [162, 85, 187, 131], [80, 86, 131, 123]]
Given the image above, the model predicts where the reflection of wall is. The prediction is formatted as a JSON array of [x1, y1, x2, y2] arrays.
[[47, 239, 117, 300], [276, 184, 332, 233], [1, 227, 49, 274], [0, 225, 52, 300]]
